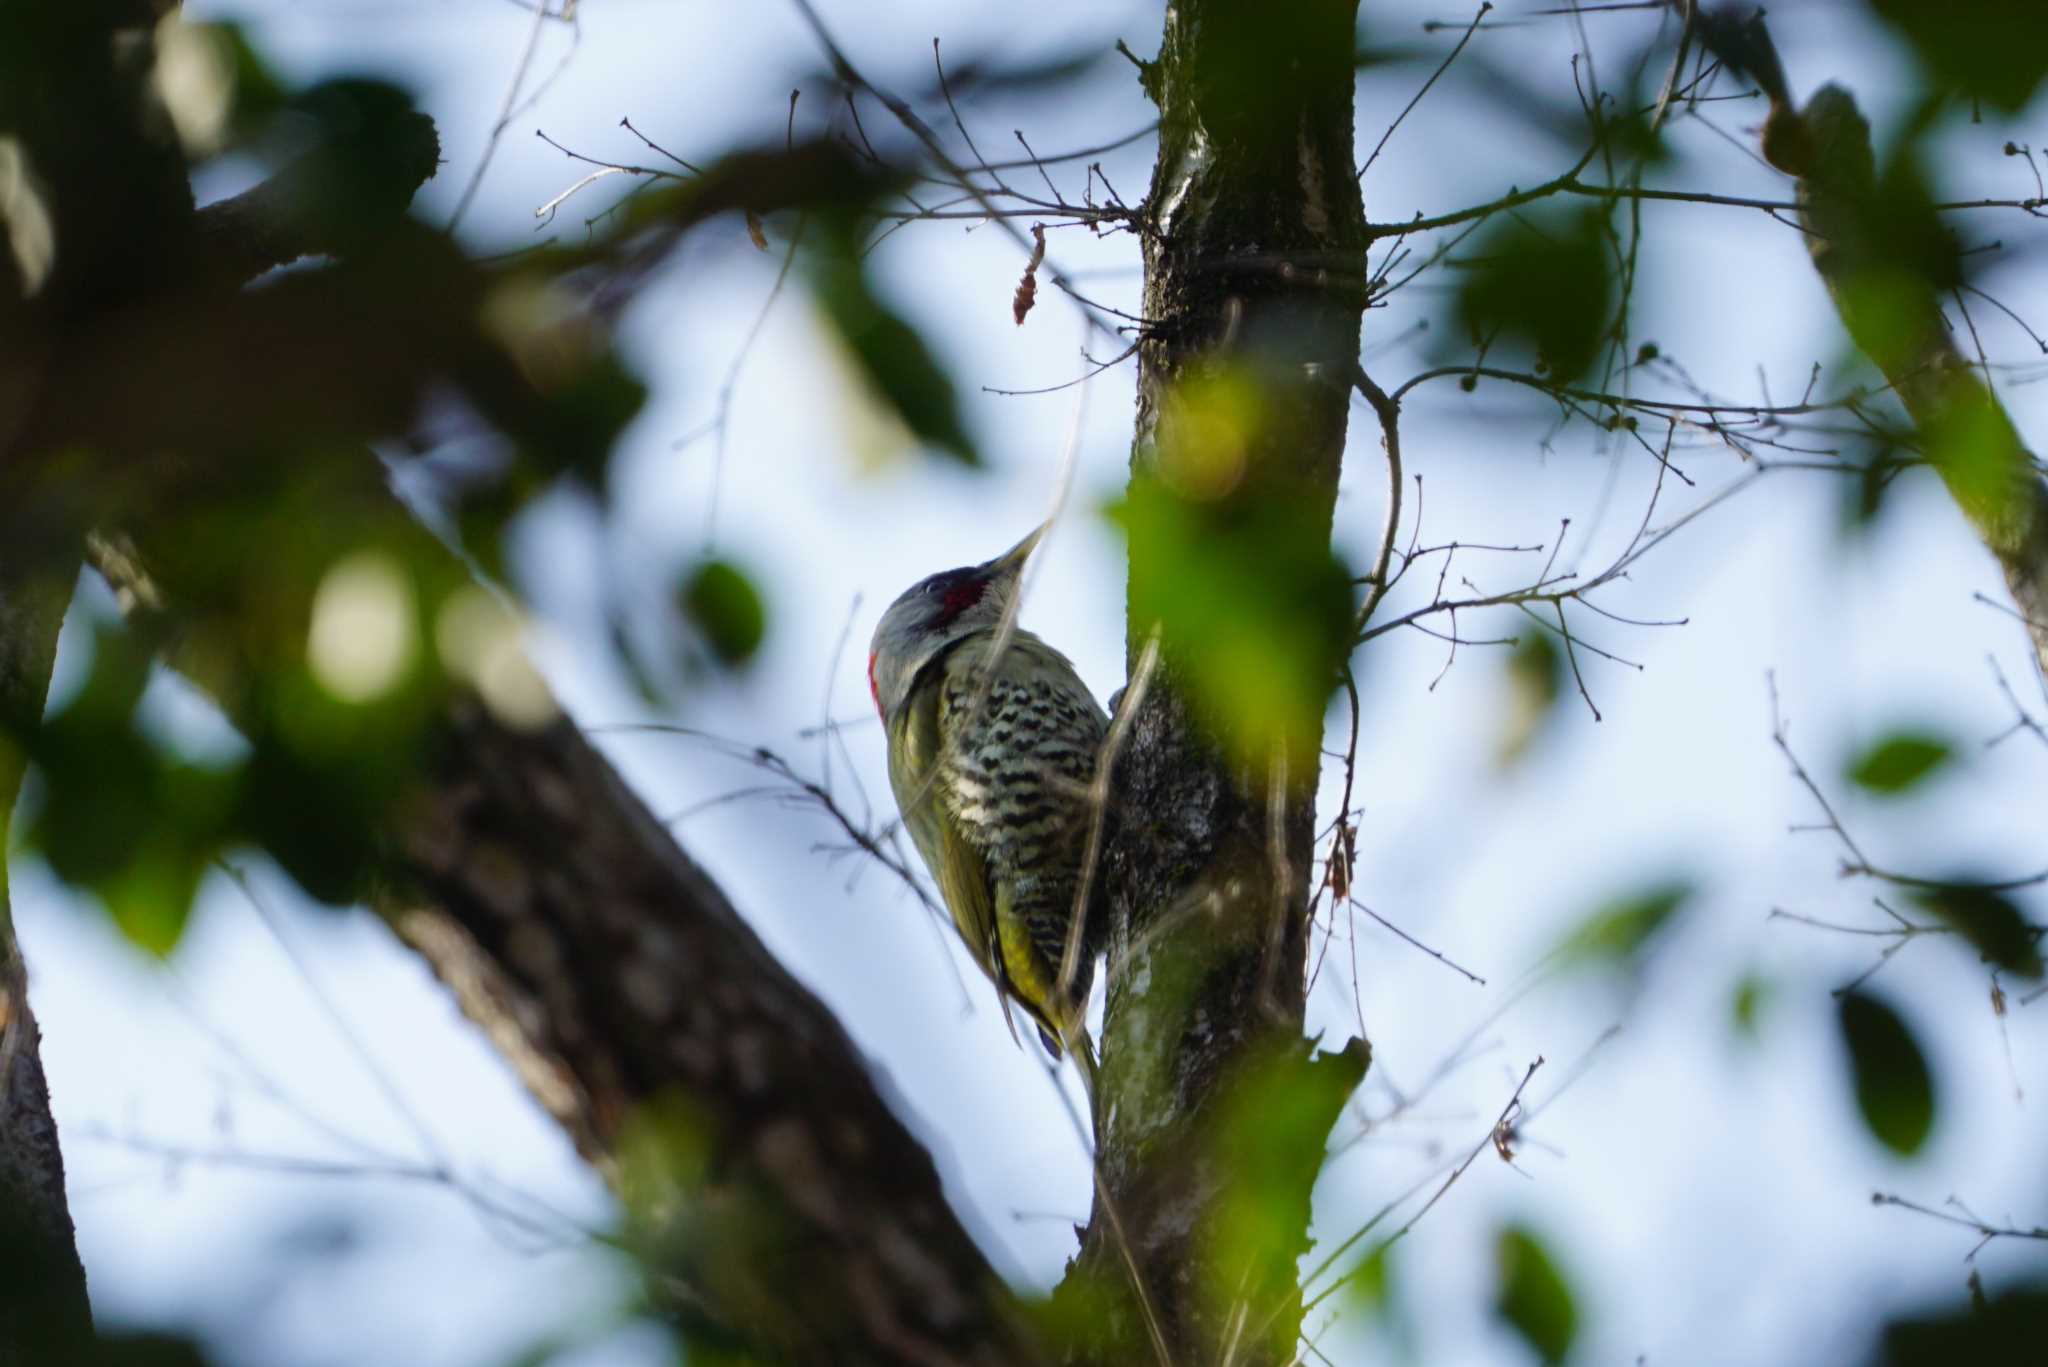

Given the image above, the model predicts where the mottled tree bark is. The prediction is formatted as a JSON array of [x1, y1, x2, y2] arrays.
[[387, 701, 1046, 1365], [6, 1, 1042, 1358], [1066, 4, 1372, 1364], [0, 565, 94, 1360], [90, 509, 1048, 1366]]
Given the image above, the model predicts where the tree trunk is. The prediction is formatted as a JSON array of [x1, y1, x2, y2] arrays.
[[1063, 4, 1372, 1363], [0, 564, 94, 1360]]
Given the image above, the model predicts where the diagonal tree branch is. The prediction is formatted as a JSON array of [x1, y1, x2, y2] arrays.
[[87, 500, 1048, 1365], [1700, 11, 2048, 680]]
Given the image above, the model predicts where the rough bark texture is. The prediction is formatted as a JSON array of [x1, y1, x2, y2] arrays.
[[1066, 3, 1372, 1363], [4, 2, 1043, 1357], [387, 702, 1044, 1365], [89, 502, 1047, 1366], [0, 565, 94, 1360], [0, 2, 182, 1353]]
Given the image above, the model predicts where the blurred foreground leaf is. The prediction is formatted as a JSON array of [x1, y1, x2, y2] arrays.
[[1878, 1283, 2048, 1366], [1554, 878, 1694, 971], [1114, 470, 1352, 772], [1495, 1225, 1577, 1364], [1497, 631, 1561, 767], [1868, 0, 2048, 111], [680, 557, 767, 667], [1846, 731, 1951, 794], [1837, 991, 1935, 1156], [810, 213, 978, 466], [1731, 971, 1774, 1039], [1453, 207, 1613, 383], [21, 627, 233, 956], [1909, 883, 2044, 978]]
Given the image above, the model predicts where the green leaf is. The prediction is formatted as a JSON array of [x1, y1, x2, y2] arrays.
[[1345, 1244, 1393, 1315], [1453, 207, 1613, 383], [1846, 731, 1953, 794], [811, 215, 978, 466], [1731, 972, 1773, 1039], [1113, 471, 1353, 773], [1555, 878, 1694, 970], [680, 558, 768, 667], [1838, 991, 1935, 1156], [1495, 1225, 1578, 1365], [1497, 631, 1561, 766], [22, 628, 241, 957], [1868, 0, 2048, 111], [1909, 883, 2044, 979]]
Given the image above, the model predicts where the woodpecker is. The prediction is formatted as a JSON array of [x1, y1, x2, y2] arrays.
[[869, 526, 1109, 1068]]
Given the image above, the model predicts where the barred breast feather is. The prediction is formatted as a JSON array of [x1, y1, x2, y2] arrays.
[[889, 627, 1108, 1056]]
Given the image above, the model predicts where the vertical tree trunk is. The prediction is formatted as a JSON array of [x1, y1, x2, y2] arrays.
[[1066, 4, 1370, 1363], [0, 565, 94, 1359]]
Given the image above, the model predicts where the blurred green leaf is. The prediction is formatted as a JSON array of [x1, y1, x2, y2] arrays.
[[1347, 1244, 1393, 1314], [811, 215, 978, 466], [22, 627, 239, 956], [1113, 471, 1352, 773], [1555, 878, 1694, 970], [1731, 972, 1773, 1039], [530, 350, 650, 491], [681, 558, 768, 667], [1909, 883, 2044, 979], [1453, 208, 1613, 383], [1846, 731, 1952, 794], [1838, 991, 1935, 1156], [211, 22, 289, 134], [1497, 631, 1561, 767], [1868, 1, 2048, 111], [1495, 1225, 1577, 1365]]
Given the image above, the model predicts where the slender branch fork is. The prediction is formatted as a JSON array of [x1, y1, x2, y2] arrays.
[[1765, 675, 2048, 995], [1871, 1191, 2048, 1260]]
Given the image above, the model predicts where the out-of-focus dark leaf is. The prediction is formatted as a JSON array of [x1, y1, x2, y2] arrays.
[[22, 627, 237, 957], [1837, 990, 1935, 1156], [681, 557, 767, 667], [1497, 631, 1560, 766], [522, 349, 650, 489], [1846, 730, 1952, 794], [1909, 883, 2044, 978], [1114, 469, 1352, 772], [209, 22, 289, 136], [810, 213, 978, 466], [614, 142, 898, 245], [907, 43, 1114, 102], [1495, 1225, 1577, 1365], [1878, 1284, 2048, 1366], [1840, 441, 1909, 536], [234, 730, 389, 907], [1452, 207, 1613, 383], [1868, 1, 2048, 112], [275, 79, 443, 252], [1554, 878, 1694, 971]]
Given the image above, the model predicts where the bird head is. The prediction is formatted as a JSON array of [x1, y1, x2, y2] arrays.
[[869, 524, 1044, 721]]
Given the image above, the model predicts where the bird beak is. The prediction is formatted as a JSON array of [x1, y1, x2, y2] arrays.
[[985, 522, 1047, 579]]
